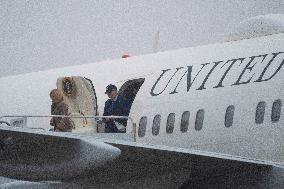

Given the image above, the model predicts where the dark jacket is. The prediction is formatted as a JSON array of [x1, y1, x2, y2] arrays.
[[103, 95, 130, 127], [51, 101, 74, 132]]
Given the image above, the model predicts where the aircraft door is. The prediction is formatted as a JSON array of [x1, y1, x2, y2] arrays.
[[56, 76, 98, 133]]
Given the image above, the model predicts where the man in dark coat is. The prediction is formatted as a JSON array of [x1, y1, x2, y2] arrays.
[[50, 89, 74, 132], [103, 84, 130, 133]]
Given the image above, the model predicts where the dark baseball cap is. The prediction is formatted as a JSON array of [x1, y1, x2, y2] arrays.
[[105, 84, 117, 94]]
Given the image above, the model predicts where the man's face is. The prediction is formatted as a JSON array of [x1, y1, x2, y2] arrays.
[[107, 90, 118, 100]]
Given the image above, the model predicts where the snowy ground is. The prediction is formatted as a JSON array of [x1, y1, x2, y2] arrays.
[[0, 177, 15, 185]]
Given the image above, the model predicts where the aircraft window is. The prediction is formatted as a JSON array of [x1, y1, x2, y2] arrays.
[[195, 109, 204, 131], [255, 101, 266, 124], [271, 99, 282, 123], [152, 115, 161, 136], [166, 113, 175, 134], [181, 111, 190, 133], [138, 116, 147, 137], [225, 105, 235, 127]]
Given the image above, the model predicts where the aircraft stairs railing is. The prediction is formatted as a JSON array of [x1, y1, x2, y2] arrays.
[[0, 115, 137, 142]]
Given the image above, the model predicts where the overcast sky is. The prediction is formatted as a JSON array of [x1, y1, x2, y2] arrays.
[[1, 0, 284, 77]]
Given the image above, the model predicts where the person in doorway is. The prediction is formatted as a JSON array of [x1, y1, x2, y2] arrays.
[[49, 89, 74, 132], [103, 84, 130, 133]]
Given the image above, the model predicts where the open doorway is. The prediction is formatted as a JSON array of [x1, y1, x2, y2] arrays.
[[118, 78, 145, 108], [84, 77, 98, 115]]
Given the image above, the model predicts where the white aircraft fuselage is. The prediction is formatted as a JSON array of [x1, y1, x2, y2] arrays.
[[1, 33, 284, 164], [0, 33, 283, 188]]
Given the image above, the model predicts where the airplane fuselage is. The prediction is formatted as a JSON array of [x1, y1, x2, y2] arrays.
[[0, 33, 283, 168]]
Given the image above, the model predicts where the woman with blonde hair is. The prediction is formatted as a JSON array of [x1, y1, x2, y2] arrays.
[[49, 89, 74, 132]]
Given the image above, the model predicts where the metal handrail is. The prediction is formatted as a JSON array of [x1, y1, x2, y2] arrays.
[[0, 115, 133, 123], [0, 115, 137, 141]]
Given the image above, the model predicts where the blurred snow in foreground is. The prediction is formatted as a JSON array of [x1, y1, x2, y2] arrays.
[[226, 14, 284, 41]]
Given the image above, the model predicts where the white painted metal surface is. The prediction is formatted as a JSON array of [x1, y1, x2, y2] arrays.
[[0, 33, 283, 173]]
